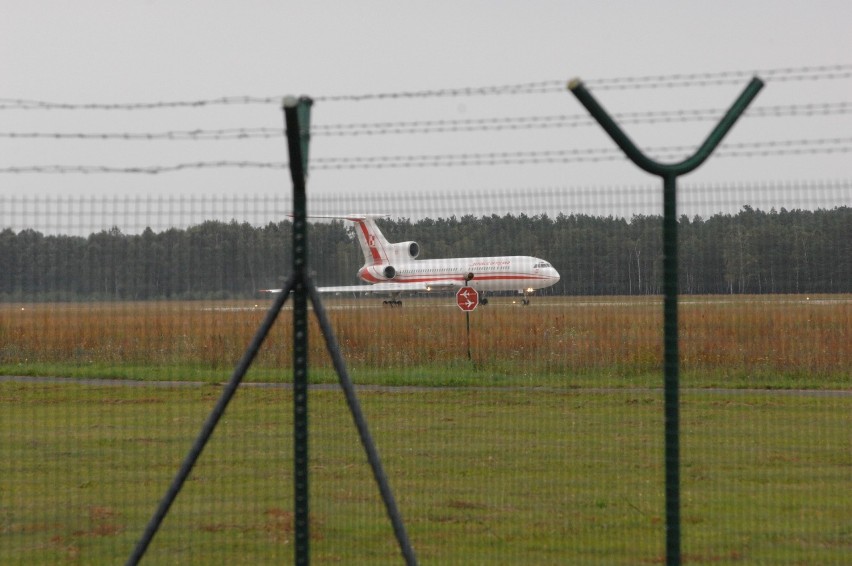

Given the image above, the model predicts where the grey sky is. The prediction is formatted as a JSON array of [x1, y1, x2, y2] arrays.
[[2, 1, 850, 232]]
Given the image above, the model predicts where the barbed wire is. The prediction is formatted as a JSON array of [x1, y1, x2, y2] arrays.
[[2, 136, 850, 174], [315, 101, 852, 135], [308, 137, 852, 168], [0, 128, 284, 141], [2, 101, 849, 141], [0, 162, 289, 175], [1, 64, 849, 111], [584, 63, 852, 90], [0, 96, 278, 111]]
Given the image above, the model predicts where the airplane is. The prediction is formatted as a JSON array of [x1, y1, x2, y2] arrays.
[[262, 214, 560, 306]]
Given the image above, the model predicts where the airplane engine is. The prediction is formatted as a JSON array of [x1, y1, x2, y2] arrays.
[[359, 264, 397, 282], [405, 241, 420, 259], [387, 241, 420, 260]]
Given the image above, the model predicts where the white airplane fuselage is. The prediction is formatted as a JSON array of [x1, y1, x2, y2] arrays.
[[357, 255, 560, 293]]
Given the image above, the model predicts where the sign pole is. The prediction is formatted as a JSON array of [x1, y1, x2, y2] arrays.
[[457, 274, 477, 361], [465, 310, 471, 361]]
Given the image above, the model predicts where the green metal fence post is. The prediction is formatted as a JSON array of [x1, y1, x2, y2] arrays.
[[662, 171, 680, 565], [283, 95, 313, 565], [568, 77, 763, 566]]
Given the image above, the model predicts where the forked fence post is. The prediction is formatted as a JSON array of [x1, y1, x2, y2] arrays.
[[567, 76, 763, 566]]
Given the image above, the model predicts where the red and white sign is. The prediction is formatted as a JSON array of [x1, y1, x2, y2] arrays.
[[456, 286, 479, 311]]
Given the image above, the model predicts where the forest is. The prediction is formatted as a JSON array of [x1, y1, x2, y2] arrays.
[[0, 206, 848, 301]]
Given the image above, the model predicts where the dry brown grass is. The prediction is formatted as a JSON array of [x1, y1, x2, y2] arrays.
[[0, 295, 849, 384]]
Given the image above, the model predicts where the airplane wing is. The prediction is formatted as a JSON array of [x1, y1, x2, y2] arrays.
[[259, 280, 460, 294], [320, 280, 460, 294]]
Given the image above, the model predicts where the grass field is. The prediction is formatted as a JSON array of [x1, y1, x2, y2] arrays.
[[1, 295, 849, 389], [0, 295, 849, 563], [1, 382, 849, 564]]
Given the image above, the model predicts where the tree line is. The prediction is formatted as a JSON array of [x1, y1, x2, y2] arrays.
[[0, 206, 848, 301]]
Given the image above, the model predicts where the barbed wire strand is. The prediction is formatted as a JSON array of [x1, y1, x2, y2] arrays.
[[0, 128, 284, 141], [584, 63, 852, 90], [315, 101, 852, 135], [2, 101, 850, 140], [0, 64, 850, 111], [2, 137, 850, 174]]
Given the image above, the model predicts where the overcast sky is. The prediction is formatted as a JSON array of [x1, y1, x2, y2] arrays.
[[2, 1, 850, 232]]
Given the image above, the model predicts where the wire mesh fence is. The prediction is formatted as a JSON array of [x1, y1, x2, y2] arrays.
[[1, 64, 850, 563], [1, 185, 849, 564]]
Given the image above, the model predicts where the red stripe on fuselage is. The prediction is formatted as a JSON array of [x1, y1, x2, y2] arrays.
[[353, 219, 384, 264], [394, 274, 551, 283], [357, 272, 553, 284]]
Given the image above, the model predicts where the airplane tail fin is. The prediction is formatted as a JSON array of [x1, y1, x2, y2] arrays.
[[307, 214, 393, 266], [349, 215, 393, 266]]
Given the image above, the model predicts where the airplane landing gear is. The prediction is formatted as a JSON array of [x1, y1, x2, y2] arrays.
[[382, 300, 403, 307]]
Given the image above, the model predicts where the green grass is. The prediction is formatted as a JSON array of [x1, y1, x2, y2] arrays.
[[1, 382, 849, 564]]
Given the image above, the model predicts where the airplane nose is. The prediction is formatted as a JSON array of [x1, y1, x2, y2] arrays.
[[551, 268, 560, 282]]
